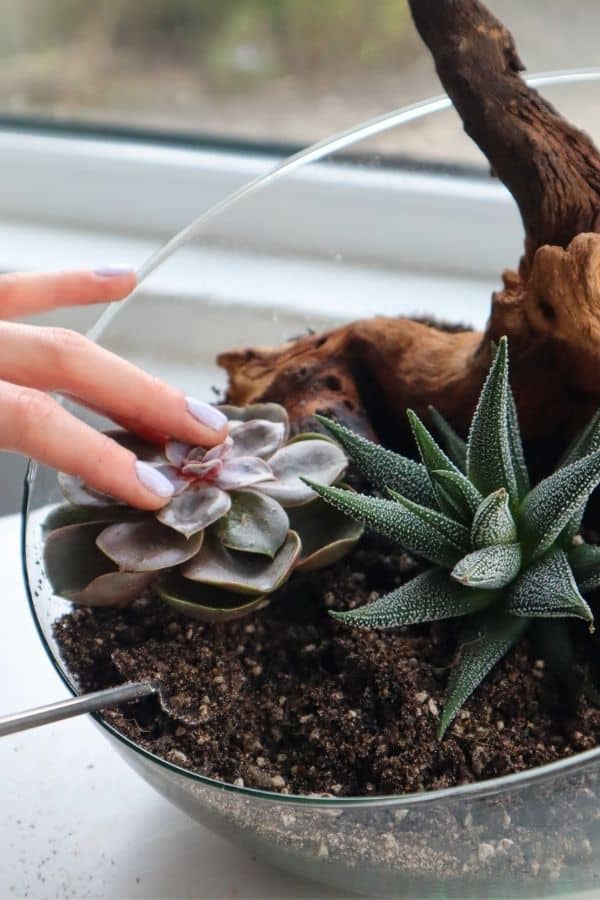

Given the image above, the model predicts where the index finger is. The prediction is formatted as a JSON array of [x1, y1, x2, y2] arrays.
[[0, 322, 229, 448], [0, 267, 137, 319]]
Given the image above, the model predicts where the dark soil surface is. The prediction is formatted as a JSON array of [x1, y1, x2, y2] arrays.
[[53, 534, 600, 798]]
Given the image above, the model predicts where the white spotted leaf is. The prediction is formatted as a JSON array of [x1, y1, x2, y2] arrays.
[[430, 469, 482, 523], [303, 481, 465, 567], [428, 406, 467, 472], [314, 415, 435, 506], [451, 543, 521, 590], [466, 338, 518, 503], [331, 568, 491, 629], [507, 385, 530, 500], [471, 489, 517, 548], [438, 611, 528, 739], [520, 450, 600, 560], [569, 542, 600, 593], [507, 549, 594, 627]]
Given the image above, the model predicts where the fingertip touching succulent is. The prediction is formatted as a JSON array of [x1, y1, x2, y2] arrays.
[[43, 403, 362, 622], [305, 338, 600, 739]]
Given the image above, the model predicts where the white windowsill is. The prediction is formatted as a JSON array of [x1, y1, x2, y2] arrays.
[[0, 128, 522, 278]]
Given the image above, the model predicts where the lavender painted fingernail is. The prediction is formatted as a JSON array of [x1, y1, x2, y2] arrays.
[[93, 263, 135, 277], [135, 461, 175, 498], [186, 397, 228, 432]]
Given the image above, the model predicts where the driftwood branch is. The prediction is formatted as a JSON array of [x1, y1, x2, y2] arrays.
[[409, 0, 600, 265], [219, 0, 600, 454]]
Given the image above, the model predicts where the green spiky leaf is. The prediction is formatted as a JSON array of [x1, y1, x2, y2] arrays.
[[507, 549, 594, 627], [520, 450, 600, 560], [451, 543, 521, 589], [438, 611, 528, 739], [471, 489, 518, 548], [467, 337, 518, 502], [507, 385, 530, 500], [569, 542, 600, 593], [430, 470, 482, 523], [559, 410, 600, 541], [314, 415, 435, 506], [407, 409, 459, 478], [303, 480, 465, 567], [386, 489, 471, 552], [331, 569, 491, 628], [428, 406, 467, 472], [560, 409, 600, 468], [406, 410, 479, 520]]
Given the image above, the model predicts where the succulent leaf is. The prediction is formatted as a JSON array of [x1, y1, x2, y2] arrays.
[[314, 414, 435, 506], [58, 473, 120, 509], [42, 503, 130, 533], [406, 410, 479, 520], [155, 576, 269, 622], [452, 543, 521, 589], [218, 402, 290, 441], [44, 521, 119, 594], [156, 484, 231, 538], [43, 520, 156, 607], [428, 406, 467, 472], [73, 571, 156, 607], [430, 469, 482, 523], [471, 489, 517, 548], [407, 409, 460, 478], [97, 519, 204, 572], [387, 489, 471, 553], [182, 530, 301, 594], [154, 464, 192, 496], [165, 440, 191, 467], [304, 481, 464, 567], [569, 542, 600, 592], [288, 490, 364, 573], [559, 410, 600, 541], [520, 450, 600, 559], [438, 611, 528, 738], [507, 549, 594, 626], [228, 419, 286, 459], [466, 337, 518, 502], [331, 568, 491, 628], [559, 409, 600, 468], [260, 439, 347, 507], [213, 456, 275, 491], [286, 431, 339, 446], [214, 490, 289, 558], [507, 386, 531, 499]]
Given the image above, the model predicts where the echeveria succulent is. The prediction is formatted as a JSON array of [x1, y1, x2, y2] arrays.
[[307, 338, 600, 738], [44, 403, 362, 621]]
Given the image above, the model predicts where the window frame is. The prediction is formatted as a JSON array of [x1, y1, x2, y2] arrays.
[[0, 124, 520, 280]]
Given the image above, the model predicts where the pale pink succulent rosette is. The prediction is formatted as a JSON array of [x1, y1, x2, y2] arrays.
[[44, 403, 363, 620]]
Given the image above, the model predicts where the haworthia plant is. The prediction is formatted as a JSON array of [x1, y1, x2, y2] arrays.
[[44, 404, 363, 621], [307, 338, 600, 738]]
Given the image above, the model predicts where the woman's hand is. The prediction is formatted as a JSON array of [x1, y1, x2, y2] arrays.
[[0, 267, 228, 509]]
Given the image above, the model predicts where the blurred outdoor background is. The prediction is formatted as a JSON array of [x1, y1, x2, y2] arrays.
[[1, 1, 600, 163]]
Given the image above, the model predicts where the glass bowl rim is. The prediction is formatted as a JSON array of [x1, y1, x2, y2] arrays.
[[21, 71, 600, 808], [22, 460, 600, 809]]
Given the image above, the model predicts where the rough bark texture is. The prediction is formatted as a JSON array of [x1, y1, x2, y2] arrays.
[[219, 0, 600, 451], [410, 0, 600, 266]]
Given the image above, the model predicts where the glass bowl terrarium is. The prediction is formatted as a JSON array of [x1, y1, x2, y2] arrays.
[[22, 58, 600, 900]]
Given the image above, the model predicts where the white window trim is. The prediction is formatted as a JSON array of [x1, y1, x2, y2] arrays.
[[0, 128, 521, 280]]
